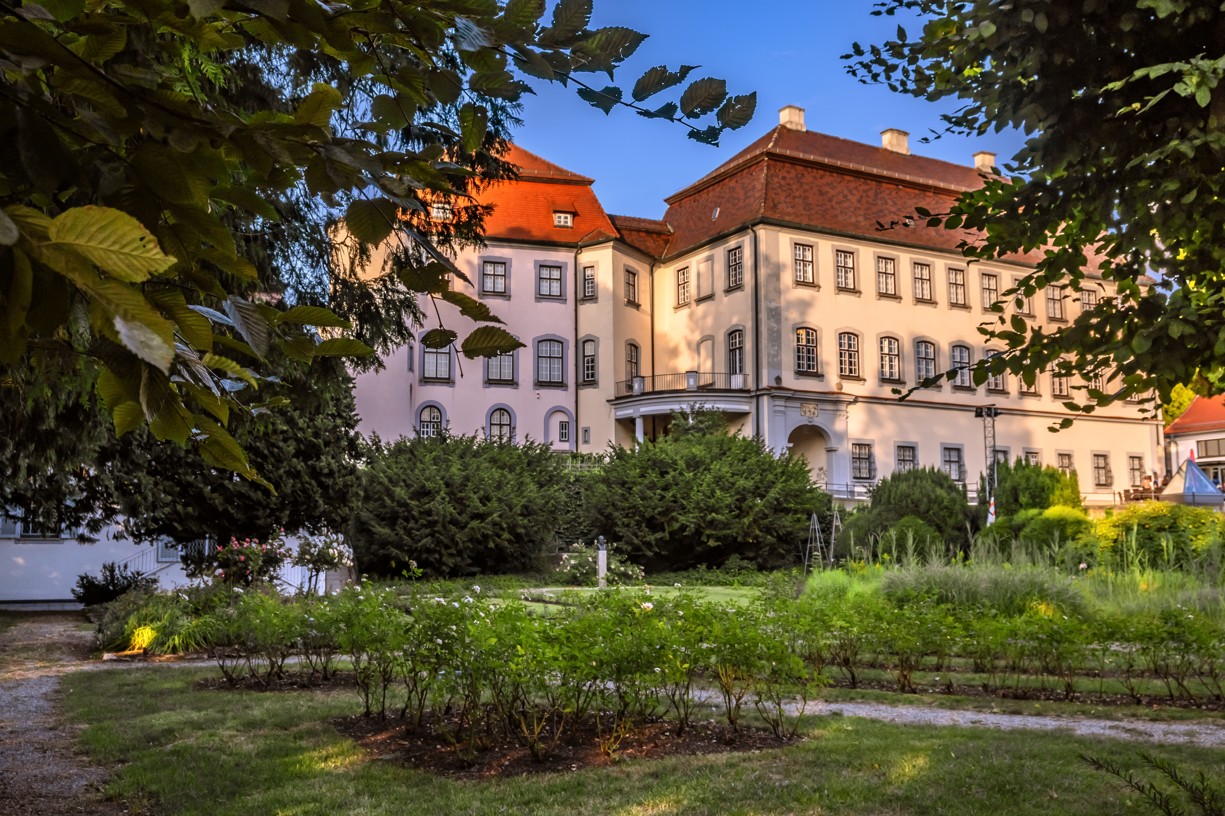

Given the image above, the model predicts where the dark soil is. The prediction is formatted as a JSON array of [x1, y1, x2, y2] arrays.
[[334, 711, 795, 781]]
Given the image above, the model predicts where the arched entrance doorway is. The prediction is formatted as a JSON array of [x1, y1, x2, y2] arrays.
[[788, 424, 831, 487]]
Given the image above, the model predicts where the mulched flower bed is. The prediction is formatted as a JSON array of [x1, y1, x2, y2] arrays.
[[333, 713, 795, 781]]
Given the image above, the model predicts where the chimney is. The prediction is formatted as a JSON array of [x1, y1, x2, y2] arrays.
[[881, 128, 910, 155], [779, 105, 806, 132], [973, 151, 997, 173]]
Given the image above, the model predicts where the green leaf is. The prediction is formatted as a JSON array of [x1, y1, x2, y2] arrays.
[[396, 261, 452, 293], [45, 206, 176, 282], [502, 0, 546, 29], [637, 101, 679, 120], [458, 103, 489, 154], [679, 77, 727, 118], [461, 325, 525, 358], [577, 26, 647, 65], [223, 296, 270, 359], [111, 401, 145, 437], [440, 289, 504, 323], [0, 208, 17, 246], [313, 337, 375, 357], [276, 305, 351, 328], [345, 198, 400, 245], [293, 83, 342, 129], [716, 93, 756, 130], [576, 85, 622, 114], [113, 315, 174, 373], [540, 0, 592, 45], [421, 327, 458, 349], [202, 353, 258, 389]]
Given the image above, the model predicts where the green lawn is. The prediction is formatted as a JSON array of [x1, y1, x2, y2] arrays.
[[64, 665, 1224, 816]]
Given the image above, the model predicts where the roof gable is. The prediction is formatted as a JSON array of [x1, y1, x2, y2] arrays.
[[1165, 395, 1225, 436]]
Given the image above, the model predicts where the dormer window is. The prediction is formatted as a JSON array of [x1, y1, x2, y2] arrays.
[[553, 211, 573, 228], [431, 201, 452, 221]]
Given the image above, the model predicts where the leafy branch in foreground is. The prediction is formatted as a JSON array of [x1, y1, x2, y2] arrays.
[[1082, 752, 1224, 815], [846, 0, 1225, 415], [0, 0, 755, 484]]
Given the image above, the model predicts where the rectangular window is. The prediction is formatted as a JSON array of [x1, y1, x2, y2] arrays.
[[624, 268, 638, 304], [896, 445, 917, 473], [852, 443, 875, 480], [838, 333, 860, 378], [1046, 286, 1065, 321], [942, 446, 965, 483], [581, 339, 597, 384], [1093, 453, 1112, 487], [794, 244, 814, 284], [876, 257, 897, 296], [1080, 287, 1099, 312], [431, 201, 452, 221], [558, 421, 570, 443], [1024, 450, 1041, 466], [0, 513, 19, 538], [481, 260, 507, 295], [951, 345, 972, 388], [537, 264, 563, 298], [879, 337, 901, 381], [537, 340, 564, 385], [486, 352, 514, 383], [915, 341, 936, 382], [553, 211, 573, 228], [981, 272, 998, 310], [727, 246, 744, 289], [1198, 438, 1225, 458], [835, 250, 856, 290], [913, 262, 933, 302], [676, 267, 690, 306], [581, 427, 591, 445], [423, 347, 451, 381], [948, 268, 967, 306], [582, 266, 596, 299], [1019, 375, 1039, 395], [1014, 277, 1033, 315], [1052, 369, 1070, 397], [795, 328, 818, 374], [1128, 455, 1145, 487], [1057, 452, 1073, 475]]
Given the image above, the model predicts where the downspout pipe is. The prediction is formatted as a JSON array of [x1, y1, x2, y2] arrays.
[[750, 224, 762, 441]]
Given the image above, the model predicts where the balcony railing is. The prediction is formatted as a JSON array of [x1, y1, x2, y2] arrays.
[[614, 371, 750, 398]]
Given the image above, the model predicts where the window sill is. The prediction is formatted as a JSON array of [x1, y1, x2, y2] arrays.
[[913, 298, 937, 307], [986, 388, 1010, 395], [484, 380, 517, 388], [421, 378, 454, 385], [725, 284, 744, 294], [876, 292, 901, 301], [534, 381, 568, 389], [839, 375, 866, 383], [695, 293, 714, 303], [837, 287, 862, 296], [949, 303, 971, 311], [535, 295, 566, 303], [480, 291, 510, 300], [623, 299, 640, 309], [674, 301, 691, 311], [951, 384, 978, 393], [795, 370, 824, 379], [793, 280, 819, 289]]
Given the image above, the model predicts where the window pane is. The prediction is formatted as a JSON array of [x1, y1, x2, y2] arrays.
[[913, 262, 932, 301], [482, 261, 507, 294], [794, 244, 814, 284], [876, 257, 896, 296]]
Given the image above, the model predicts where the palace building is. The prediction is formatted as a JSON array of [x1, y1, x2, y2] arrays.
[[353, 106, 1165, 506]]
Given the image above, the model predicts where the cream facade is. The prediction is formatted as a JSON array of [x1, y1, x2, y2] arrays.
[[353, 119, 1164, 507]]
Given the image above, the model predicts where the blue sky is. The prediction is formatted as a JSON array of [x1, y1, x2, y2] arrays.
[[513, 1, 1026, 219]]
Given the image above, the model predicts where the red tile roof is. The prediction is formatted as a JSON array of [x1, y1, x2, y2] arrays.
[[1165, 395, 1225, 436], [659, 125, 1036, 262], [609, 215, 673, 259], [474, 144, 617, 245]]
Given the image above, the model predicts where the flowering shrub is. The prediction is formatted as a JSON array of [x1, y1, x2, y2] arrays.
[[552, 541, 644, 586], [183, 532, 293, 587], [292, 532, 353, 594]]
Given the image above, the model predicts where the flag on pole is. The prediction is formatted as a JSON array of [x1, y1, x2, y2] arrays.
[[987, 497, 996, 526]]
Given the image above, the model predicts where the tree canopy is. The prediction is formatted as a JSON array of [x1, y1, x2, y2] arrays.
[[847, 1, 1225, 417], [0, 0, 755, 483]]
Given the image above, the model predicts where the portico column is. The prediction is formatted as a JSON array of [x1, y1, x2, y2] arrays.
[[635, 415, 644, 442]]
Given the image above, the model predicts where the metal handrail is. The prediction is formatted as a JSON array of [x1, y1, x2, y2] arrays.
[[614, 371, 750, 398]]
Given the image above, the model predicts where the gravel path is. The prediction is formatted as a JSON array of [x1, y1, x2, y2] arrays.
[[0, 614, 128, 816], [1, 615, 1224, 816]]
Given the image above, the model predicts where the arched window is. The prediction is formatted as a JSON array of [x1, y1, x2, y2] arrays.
[[951, 344, 972, 387], [626, 342, 640, 380], [727, 329, 744, 375], [418, 405, 442, 438], [915, 340, 936, 382], [837, 332, 860, 378], [986, 350, 1007, 392], [795, 328, 818, 373], [879, 337, 901, 381], [488, 408, 513, 442]]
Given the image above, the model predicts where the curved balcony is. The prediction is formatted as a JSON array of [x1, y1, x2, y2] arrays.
[[614, 371, 749, 398]]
